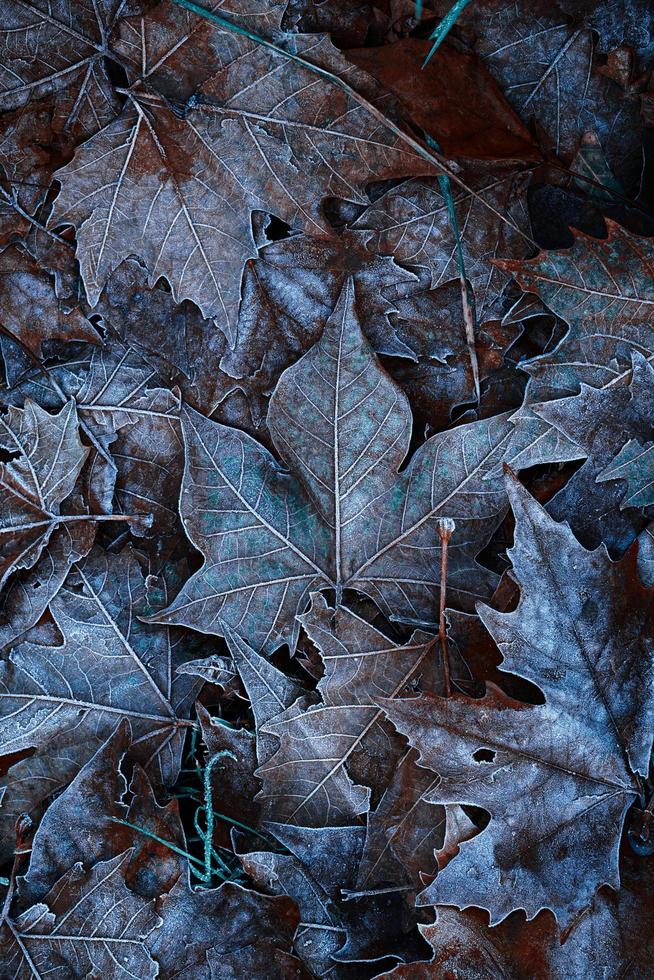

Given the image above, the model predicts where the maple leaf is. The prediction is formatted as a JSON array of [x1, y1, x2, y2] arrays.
[[378, 475, 654, 923], [112, 0, 286, 103], [598, 437, 654, 508], [225, 626, 306, 766], [387, 284, 525, 428], [242, 847, 348, 977], [151, 280, 572, 653], [7, 340, 184, 536], [355, 748, 445, 893], [0, 0, 135, 140], [49, 0, 436, 338], [498, 220, 654, 399], [0, 344, 184, 644], [70, 343, 184, 537], [0, 851, 160, 979], [0, 399, 90, 591], [0, 546, 193, 854], [372, 909, 557, 979], [196, 703, 262, 843], [376, 848, 654, 979], [354, 168, 532, 326]]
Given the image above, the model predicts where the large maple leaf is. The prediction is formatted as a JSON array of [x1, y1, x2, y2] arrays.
[[378, 475, 654, 923], [151, 280, 572, 653], [49, 0, 436, 338], [375, 850, 654, 978]]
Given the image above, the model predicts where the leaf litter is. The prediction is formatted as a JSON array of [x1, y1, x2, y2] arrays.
[[1, 0, 654, 976]]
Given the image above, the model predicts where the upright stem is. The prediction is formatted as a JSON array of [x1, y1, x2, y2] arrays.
[[437, 518, 456, 697], [199, 749, 237, 883]]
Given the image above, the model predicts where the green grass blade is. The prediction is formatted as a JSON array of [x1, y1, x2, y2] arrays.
[[423, 0, 474, 67]]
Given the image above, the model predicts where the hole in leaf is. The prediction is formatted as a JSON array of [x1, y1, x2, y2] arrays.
[[0, 446, 19, 464], [497, 671, 546, 706], [461, 804, 490, 831], [103, 57, 129, 102], [265, 215, 293, 242], [472, 748, 496, 763]]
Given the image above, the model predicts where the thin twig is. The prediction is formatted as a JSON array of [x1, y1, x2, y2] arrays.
[[437, 518, 456, 697]]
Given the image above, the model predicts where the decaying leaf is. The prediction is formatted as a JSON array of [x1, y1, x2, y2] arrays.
[[152, 279, 573, 652], [379, 475, 654, 922], [1, 0, 654, 972], [0, 851, 161, 979], [49, 0, 436, 337], [0, 547, 193, 854]]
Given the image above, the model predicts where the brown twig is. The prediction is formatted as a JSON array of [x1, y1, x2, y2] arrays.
[[437, 518, 456, 697]]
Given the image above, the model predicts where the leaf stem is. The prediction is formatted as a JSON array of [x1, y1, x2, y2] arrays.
[[437, 518, 456, 697], [0, 514, 153, 536]]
